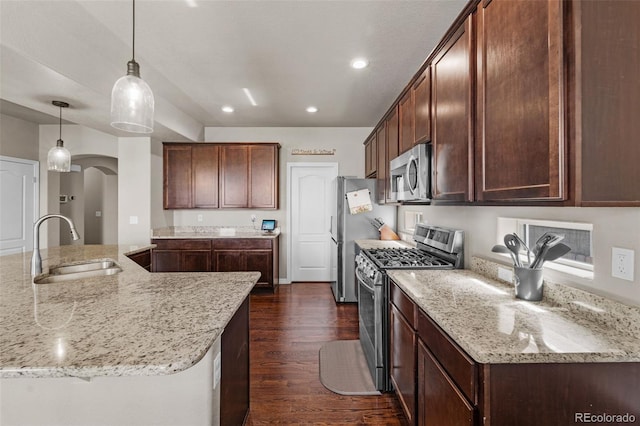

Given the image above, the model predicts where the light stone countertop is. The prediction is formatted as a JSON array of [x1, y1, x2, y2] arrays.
[[152, 226, 280, 239], [0, 245, 259, 379], [388, 266, 640, 364]]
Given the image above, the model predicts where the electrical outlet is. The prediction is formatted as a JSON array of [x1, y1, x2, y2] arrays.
[[612, 247, 634, 281], [129, 215, 138, 225], [197, 214, 203, 222], [498, 267, 513, 283]]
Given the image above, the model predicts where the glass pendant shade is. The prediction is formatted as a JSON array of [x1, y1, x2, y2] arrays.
[[110, 61, 154, 133], [48, 140, 71, 172]]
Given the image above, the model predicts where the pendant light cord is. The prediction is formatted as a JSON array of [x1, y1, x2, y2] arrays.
[[58, 105, 62, 141], [132, 0, 135, 61]]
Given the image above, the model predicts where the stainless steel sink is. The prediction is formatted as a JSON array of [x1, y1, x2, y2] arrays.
[[49, 259, 118, 275], [33, 259, 122, 284]]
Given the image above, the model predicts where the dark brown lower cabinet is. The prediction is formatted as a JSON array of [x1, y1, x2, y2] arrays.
[[151, 239, 211, 272], [221, 296, 250, 425], [390, 283, 417, 424], [390, 280, 640, 425], [213, 238, 278, 290], [150, 237, 279, 291], [125, 249, 151, 271], [418, 341, 474, 426]]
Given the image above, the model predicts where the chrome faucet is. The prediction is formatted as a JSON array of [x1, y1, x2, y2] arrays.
[[31, 214, 80, 276]]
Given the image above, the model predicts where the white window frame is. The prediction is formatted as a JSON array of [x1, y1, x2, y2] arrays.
[[497, 217, 594, 279]]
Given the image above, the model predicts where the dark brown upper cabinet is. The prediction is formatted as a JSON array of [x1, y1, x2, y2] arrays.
[[385, 108, 400, 204], [164, 142, 279, 210], [375, 122, 388, 204], [163, 144, 193, 209], [398, 90, 415, 155], [432, 15, 474, 203], [475, 0, 565, 202], [575, 0, 640, 206], [364, 134, 377, 178], [192, 144, 220, 208], [413, 67, 432, 145]]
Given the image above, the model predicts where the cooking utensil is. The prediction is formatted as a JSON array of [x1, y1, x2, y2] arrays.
[[511, 233, 532, 265], [492, 244, 518, 266], [531, 234, 565, 268], [537, 243, 571, 266], [504, 234, 522, 267]]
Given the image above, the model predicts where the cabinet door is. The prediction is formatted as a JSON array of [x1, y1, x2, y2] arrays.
[[249, 144, 278, 209], [153, 250, 182, 272], [221, 297, 250, 425], [432, 16, 474, 203], [192, 144, 219, 208], [385, 108, 400, 203], [213, 250, 246, 273], [181, 251, 211, 272], [475, 0, 564, 201], [364, 135, 377, 178], [246, 250, 273, 287], [417, 341, 474, 426], [163, 145, 192, 209], [390, 304, 417, 425], [220, 145, 249, 208], [399, 90, 415, 155], [579, 1, 640, 205], [375, 123, 388, 203], [413, 67, 431, 145]]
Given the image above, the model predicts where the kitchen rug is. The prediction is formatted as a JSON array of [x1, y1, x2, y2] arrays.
[[318, 340, 380, 396]]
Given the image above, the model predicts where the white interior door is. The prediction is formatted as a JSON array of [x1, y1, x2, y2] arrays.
[[0, 156, 39, 256], [288, 162, 338, 282]]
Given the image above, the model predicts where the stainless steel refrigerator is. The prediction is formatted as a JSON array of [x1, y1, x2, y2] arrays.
[[329, 177, 396, 303]]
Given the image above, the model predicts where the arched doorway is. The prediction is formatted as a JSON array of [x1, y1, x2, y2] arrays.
[[59, 155, 118, 245]]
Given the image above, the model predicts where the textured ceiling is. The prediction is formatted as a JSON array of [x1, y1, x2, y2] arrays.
[[0, 0, 467, 141]]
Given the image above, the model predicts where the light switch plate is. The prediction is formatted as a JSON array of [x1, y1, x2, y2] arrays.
[[612, 247, 634, 281], [129, 216, 138, 225]]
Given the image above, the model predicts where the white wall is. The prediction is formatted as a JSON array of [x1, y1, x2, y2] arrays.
[[398, 205, 640, 307], [39, 125, 119, 248], [161, 127, 372, 281], [0, 114, 39, 161], [118, 137, 151, 248]]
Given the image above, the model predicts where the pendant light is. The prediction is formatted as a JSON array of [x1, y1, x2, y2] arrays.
[[110, 0, 154, 133], [47, 101, 71, 172]]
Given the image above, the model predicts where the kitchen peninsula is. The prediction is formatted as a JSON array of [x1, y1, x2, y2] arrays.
[[0, 244, 259, 425]]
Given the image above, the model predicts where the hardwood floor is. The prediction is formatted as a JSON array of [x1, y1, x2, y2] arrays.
[[246, 283, 407, 425]]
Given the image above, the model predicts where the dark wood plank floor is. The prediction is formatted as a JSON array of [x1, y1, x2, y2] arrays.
[[246, 283, 407, 425]]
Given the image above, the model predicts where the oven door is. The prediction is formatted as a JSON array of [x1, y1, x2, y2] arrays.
[[356, 268, 387, 391]]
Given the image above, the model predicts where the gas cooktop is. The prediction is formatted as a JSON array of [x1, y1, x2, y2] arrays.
[[363, 247, 453, 269]]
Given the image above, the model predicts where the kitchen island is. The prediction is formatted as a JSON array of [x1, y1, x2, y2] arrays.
[[387, 258, 640, 425], [0, 244, 259, 425]]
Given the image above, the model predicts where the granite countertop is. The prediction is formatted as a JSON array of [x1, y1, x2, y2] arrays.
[[388, 264, 640, 364], [0, 245, 259, 379], [152, 226, 280, 239]]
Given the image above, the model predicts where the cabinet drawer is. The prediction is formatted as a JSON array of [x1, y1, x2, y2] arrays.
[[391, 281, 416, 328], [214, 239, 271, 250], [417, 309, 476, 403], [151, 239, 211, 250]]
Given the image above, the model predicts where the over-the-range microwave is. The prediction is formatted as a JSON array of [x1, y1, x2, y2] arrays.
[[389, 143, 431, 203]]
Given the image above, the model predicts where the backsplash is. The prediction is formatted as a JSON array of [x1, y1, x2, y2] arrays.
[[471, 256, 640, 340]]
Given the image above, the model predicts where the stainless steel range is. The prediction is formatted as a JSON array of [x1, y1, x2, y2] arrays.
[[355, 223, 464, 391]]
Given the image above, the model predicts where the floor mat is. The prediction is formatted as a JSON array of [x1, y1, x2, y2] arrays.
[[318, 340, 381, 396]]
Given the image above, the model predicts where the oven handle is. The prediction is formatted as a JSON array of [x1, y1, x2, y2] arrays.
[[355, 268, 375, 293]]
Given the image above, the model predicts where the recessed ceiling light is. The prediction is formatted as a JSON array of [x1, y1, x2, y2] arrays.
[[351, 58, 369, 69], [306, 106, 318, 113], [221, 106, 234, 113]]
